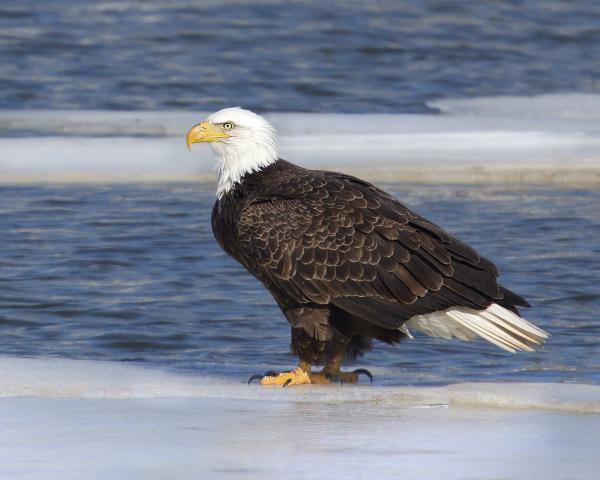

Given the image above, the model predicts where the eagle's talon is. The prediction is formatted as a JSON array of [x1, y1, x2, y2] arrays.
[[353, 368, 373, 383], [247, 374, 264, 384]]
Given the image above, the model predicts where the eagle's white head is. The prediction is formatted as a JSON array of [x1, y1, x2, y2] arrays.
[[186, 107, 279, 198]]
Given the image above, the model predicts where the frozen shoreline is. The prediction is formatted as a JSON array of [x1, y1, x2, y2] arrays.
[[2, 94, 600, 186], [1, 357, 599, 480], [1, 357, 599, 414]]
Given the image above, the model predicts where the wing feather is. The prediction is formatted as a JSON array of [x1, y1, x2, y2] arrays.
[[235, 168, 525, 332]]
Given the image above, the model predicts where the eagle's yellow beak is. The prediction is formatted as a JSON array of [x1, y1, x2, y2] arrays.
[[186, 121, 230, 150]]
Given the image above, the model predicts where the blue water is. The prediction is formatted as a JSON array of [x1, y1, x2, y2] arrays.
[[1, 183, 598, 384], [1, 0, 599, 386], [1, 0, 599, 112]]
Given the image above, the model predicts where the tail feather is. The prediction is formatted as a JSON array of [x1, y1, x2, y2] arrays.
[[406, 303, 549, 353]]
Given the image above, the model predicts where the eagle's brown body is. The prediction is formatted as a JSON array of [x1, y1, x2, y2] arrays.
[[212, 159, 529, 366]]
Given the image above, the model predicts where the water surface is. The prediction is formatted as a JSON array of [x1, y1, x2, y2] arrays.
[[1, 183, 598, 384], [1, 0, 599, 112]]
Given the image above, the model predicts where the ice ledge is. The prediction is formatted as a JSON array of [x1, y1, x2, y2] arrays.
[[1, 93, 600, 185], [1, 357, 598, 414]]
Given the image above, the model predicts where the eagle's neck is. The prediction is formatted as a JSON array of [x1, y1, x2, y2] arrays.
[[211, 133, 278, 198]]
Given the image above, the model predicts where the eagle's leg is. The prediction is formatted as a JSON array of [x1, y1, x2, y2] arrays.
[[247, 327, 372, 386]]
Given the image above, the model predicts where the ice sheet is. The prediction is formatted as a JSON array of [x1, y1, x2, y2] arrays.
[[1, 357, 599, 480], [430, 93, 600, 120], [1, 357, 599, 413], [1, 93, 600, 184]]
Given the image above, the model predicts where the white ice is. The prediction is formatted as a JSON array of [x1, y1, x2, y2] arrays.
[[1, 93, 600, 184], [1, 357, 599, 480], [2, 95, 600, 478]]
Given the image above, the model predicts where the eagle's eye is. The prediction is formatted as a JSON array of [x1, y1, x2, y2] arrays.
[[223, 122, 235, 130]]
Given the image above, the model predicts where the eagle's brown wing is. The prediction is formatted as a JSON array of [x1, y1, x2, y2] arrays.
[[237, 171, 526, 331]]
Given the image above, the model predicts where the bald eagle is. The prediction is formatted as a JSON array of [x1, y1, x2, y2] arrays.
[[186, 107, 548, 386]]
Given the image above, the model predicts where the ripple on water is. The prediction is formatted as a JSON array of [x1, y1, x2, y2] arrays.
[[0, 2, 599, 111], [0, 183, 598, 384]]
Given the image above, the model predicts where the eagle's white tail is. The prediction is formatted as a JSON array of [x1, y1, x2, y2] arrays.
[[406, 303, 549, 353]]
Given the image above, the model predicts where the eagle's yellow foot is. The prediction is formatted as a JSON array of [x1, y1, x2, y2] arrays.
[[247, 367, 372, 386], [247, 367, 311, 386], [309, 368, 373, 385]]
